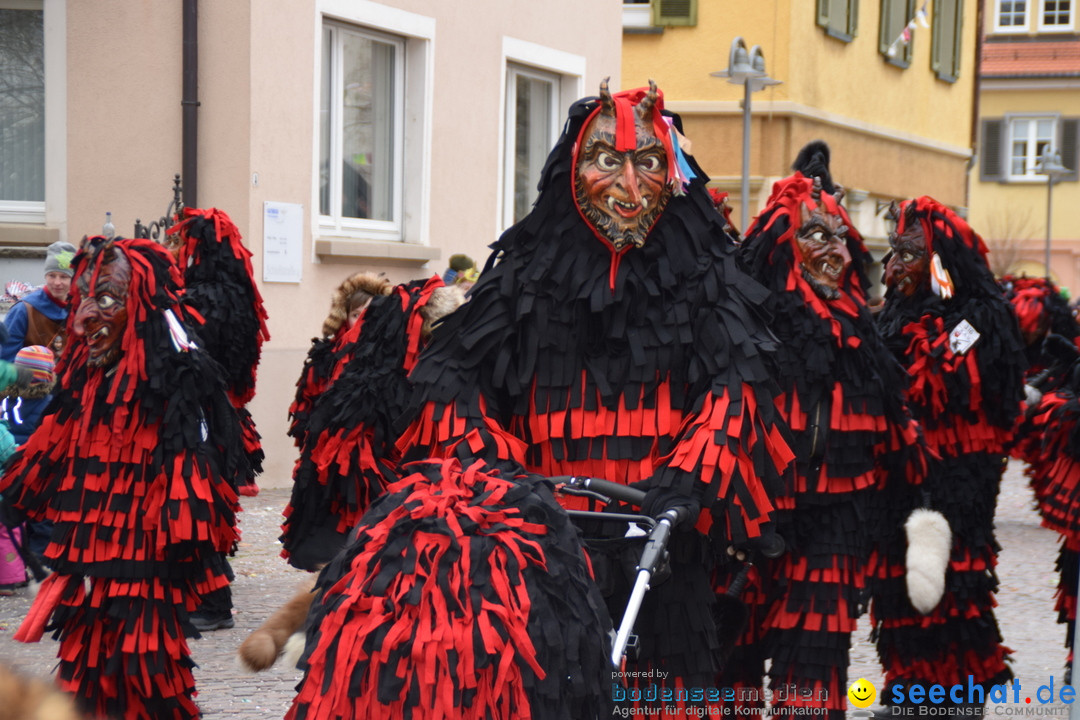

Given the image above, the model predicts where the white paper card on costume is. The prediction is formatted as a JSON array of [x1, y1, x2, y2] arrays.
[[949, 319, 980, 355], [263, 201, 303, 283]]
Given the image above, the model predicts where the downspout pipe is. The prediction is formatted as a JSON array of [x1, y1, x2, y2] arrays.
[[967, 0, 985, 211], [182, 0, 198, 209]]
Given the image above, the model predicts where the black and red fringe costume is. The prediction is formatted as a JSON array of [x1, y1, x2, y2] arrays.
[[280, 277, 455, 571], [170, 207, 269, 494], [286, 458, 613, 720], [0, 236, 248, 719], [389, 89, 795, 711], [736, 164, 925, 719], [873, 197, 1026, 697], [1007, 277, 1080, 677], [287, 272, 392, 452], [1000, 275, 1080, 378]]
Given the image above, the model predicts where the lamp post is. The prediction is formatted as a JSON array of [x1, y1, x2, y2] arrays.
[[711, 37, 781, 232], [1037, 148, 1069, 281]]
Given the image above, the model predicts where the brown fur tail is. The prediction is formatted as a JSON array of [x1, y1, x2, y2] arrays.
[[237, 576, 316, 672], [0, 664, 81, 720]]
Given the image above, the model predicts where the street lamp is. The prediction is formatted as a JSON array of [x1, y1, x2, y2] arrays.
[[1037, 147, 1069, 280], [711, 37, 781, 232]]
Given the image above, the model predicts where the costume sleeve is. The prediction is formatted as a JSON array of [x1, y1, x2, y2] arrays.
[[652, 381, 794, 544], [0, 303, 27, 361]]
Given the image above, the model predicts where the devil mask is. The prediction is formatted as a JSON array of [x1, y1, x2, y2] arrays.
[[573, 79, 672, 251], [884, 215, 928, 299], [74, 242, 131, 368], [794, 184, 852, 300]]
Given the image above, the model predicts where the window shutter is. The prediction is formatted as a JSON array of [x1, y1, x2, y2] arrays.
[[1061, 118, 1080, 182], [932, 0, 962, 81], [880, 0, 916, 65], [950, 0, 965, 80], [817, 0, 830, 27], [653, 0, 697, 26], [849, 0, 860, 37], [980, 118, 1005, 182]]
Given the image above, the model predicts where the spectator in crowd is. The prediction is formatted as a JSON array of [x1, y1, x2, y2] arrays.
[[0, 345, 56, 564], [1, 241, 77, 361]]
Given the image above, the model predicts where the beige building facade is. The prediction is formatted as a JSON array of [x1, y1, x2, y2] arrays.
[[0, 0, 622, 487]]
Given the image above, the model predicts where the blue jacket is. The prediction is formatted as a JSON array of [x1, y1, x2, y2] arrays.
[[0, 384, 53, 446], [1, 288, 68, 362]]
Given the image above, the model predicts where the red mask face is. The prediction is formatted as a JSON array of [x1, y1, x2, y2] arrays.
[[73, 250, 131, 368], [884, 222, 929, 298], [795, 202, 851, 299], [574, 95, 670, 251]]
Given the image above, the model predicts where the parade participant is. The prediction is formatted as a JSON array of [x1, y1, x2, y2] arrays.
[[167, 207, 271, 631], [1005, 275, 1080, 681], [872, 198, 1026, 714], [999, 275, 1079, 379], [736, 142, 925, 719], [238, 277, 464, 674], [0, 236, 248, 719], [280, 276, 464, 572], [358, 79, 794, 713], [1, 241, 76, 360], [287, 271, 391, 451]]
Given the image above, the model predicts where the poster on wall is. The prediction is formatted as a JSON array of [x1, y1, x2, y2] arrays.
[[263, 201, 303, 283]]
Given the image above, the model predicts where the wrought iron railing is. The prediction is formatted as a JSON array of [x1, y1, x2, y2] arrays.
[[134, 174, 185, 243]]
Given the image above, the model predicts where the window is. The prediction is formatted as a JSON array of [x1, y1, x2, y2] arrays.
[[1039, 0, 1074, 30], [931, 0, 964, 82], [503, 65, 559, 228], [995, 0, 1029, 31], [320, 23, 403, 234], [315, 1, 434, 256], [880, 0, 917, 66], [1010, 117, 1056, 177], [652, 0, 697, 26], [0, 3, 44, 220], [817, 0, 859, 41], [980, 116, 1080, 182], [498, 38, 583, 234]]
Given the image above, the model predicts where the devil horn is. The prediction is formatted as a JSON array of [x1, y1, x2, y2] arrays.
[[638, 79, 658, 117], [599, 77, 615, 116]]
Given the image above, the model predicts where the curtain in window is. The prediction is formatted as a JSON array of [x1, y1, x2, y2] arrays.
[[0, 9, 45, 203]]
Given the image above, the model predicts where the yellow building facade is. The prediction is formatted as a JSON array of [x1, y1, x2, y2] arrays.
[[622, 0, 979, 280], [969, 1, 1080, 293]]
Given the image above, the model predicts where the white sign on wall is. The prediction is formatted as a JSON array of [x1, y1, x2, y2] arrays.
[[263, 201, 303, 283]]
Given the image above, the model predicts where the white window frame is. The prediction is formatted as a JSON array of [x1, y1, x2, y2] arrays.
[[0, 0, 65, 228], [497, 38, 585, 236], [1038, 0, 1074, 31], [502, 63, 561, 230], [994, 0, 1031, 32], [1007, 114, 1060, 181], [320, 23, 405, 238], [314, 0, 433, 250]]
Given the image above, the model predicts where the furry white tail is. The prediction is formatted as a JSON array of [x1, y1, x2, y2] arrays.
[[905, 508, 952, 614]]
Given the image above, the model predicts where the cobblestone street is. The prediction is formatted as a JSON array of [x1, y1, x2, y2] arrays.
[[0, 460, 1073, 718]]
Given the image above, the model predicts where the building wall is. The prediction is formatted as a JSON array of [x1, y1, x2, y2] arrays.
[[971, 84, 1080, 291], [622, 0, 978, 253], [51, 0, 622, 487]]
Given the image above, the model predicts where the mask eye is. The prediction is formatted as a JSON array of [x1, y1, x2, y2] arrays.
[[637, 154, 663, 173], [808, 231, 826, 244], [901, 252, 915, 264], [596, 151, 622, 171], [96, 294, 117, 310]]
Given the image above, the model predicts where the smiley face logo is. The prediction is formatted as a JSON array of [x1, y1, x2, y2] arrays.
[[848, 678, 876, 709]]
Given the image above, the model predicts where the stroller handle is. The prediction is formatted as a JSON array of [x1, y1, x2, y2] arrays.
[[551, 476, 647, 508]]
